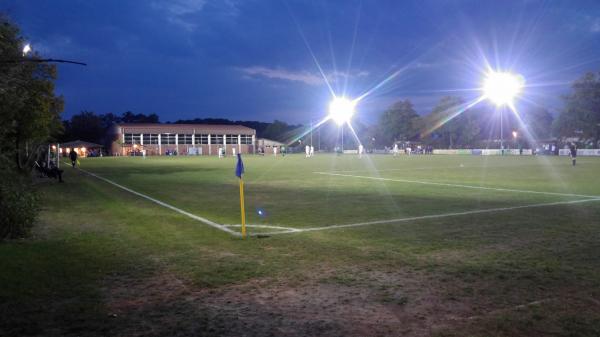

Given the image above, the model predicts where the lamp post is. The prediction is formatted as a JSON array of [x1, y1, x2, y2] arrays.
[[1, 43, 87, 66], [482, 71, 524, 152], [328, 97, 356, 153]]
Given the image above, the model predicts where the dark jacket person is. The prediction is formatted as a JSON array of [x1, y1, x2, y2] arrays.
[[69, 149, 78, 168]]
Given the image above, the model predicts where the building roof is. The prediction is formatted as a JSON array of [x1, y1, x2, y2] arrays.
[[60, 140, 104, 148], [115, 123, 256, 135]]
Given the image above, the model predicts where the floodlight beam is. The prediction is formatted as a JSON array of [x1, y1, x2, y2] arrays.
[[328, 97, 356, 126], [483, 71, 524, 106]]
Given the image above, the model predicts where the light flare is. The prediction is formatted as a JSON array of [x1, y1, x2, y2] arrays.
[[483, 71, 524, 106], [328, 97, 356, 125]]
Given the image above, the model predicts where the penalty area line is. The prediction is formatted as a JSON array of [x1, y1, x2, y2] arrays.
[[314, 172, 600, 199], [72, 165, 241, 237], [261, 198, 600, 236]]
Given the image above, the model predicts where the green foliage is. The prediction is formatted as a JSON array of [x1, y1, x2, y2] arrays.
[[262, 119, 294, 141], [0, 16, 62, 239], [0, 16, 64, 171], [523, 107, 553, 140], [556, 72, 600, 146], [0, 172, 38, 240], [376, 99, 420, 145], [420, 96, 480, 148], [61, 110, 106, 144]]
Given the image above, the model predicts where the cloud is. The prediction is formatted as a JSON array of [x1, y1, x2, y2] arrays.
[[237, 66, 370, 86], [590, 18, 600, 33], [238, 66, 324, 85], [152, 0, 240, 31], [152, 0, 207, 31]]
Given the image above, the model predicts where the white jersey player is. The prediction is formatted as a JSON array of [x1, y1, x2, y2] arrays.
[[393, 144, 399, 156], [305, 145, 310, 157], [310, 146, 314, 157], [358, 144, 364, 158]]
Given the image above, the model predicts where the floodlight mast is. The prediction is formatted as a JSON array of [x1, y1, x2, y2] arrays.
[[483, 71, 524, 152], [328, 97, 356, 152]]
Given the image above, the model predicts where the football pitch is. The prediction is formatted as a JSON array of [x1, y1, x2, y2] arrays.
[[3, 154, 600, 336], [77, 154, 600, 236]]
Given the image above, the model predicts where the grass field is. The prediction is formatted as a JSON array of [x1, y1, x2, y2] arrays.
[[2, 154, 600, 336]]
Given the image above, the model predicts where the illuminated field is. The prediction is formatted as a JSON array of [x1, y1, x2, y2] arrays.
[[77, 154, 600, 235], [3, 154, 600, 336]]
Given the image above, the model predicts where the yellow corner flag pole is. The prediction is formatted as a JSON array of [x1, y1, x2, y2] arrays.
[[239, 178, 246, 239], [235, 153, 246, 239]]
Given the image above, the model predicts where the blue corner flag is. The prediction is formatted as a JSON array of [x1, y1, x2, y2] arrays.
[[235, 153, 245, 178]]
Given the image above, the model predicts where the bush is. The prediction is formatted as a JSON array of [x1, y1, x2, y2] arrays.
[[0, 174, 38, 240]]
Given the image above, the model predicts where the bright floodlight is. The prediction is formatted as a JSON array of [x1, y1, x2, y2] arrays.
[[483, 71, 524, 106], [22, 43, 31, 56], [329, 97, 356, 125]]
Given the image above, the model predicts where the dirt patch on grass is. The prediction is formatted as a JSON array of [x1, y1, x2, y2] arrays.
[[101, 265, 495, 337], [101, 260, 600, 337]]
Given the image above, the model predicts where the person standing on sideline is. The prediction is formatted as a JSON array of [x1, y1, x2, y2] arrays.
[[69, 149, 78, 168], [393, 143, 399, 156], [570, 143, 577, 166], [358, 144, 364, 158], [305, 145, 310, 158], [273, 146, 278, 156]]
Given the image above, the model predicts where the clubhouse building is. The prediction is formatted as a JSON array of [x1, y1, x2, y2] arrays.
[[110, 123, 256, 156]]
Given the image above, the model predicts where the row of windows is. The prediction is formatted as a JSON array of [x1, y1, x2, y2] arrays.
[[124, 133, 253, 145]]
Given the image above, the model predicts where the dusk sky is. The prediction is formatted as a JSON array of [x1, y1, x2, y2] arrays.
[[4, 0, 600, 124]]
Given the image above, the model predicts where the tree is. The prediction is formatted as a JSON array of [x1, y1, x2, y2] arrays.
[[0, 17, 64, 171], [421, 96, 479, 148], [263, 120, 293, 142], [120, 111, 159, 123], [0, 16, 63, 239], [522, 106, 553, 140], [556, 72, 600, 146], [62, 111, 105, 144], [376, 100, 420, 146]]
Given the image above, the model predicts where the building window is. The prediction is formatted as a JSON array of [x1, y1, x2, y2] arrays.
[[143, 134, 159, 144], [178, 134, 193, 145], [226, 134, 238, 144], [195, 134, 209, 144], [241, 135, 253, 145], [211, 134, 223, 144], [124, 133, 141, 145], [161, 133, 176, 144]]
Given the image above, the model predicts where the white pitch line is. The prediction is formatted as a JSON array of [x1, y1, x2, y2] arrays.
[[323, 162, 545, 174], [224, 224, 300, 232], [73, 166, 241, 237], [260, 198, 600, 235], [314, 172, 600, 199]]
